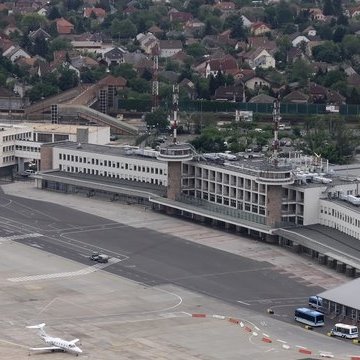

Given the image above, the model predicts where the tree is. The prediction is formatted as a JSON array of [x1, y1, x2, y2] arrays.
[[49, 37, 72, 52], [110, 63, 137, 80], [33, 37, 49, 58], [191, 127, 226, 152], [323, 0, 334, 16], [348, 87, 360, 104], [128, 78, 151, 93], [332, 26, 347, 43], [141, 68, 153, 81], [312, 41, 342, 63], [20, 14, 47, 33], [144, 108, 169, 131], [111, 19, 137, 39], [185, 43, 207, 58], [57, 66, 79, 91], [47, 6, 61, 20]]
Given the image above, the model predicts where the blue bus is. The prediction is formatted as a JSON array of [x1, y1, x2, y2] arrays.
[[294, 307, 324, 327]]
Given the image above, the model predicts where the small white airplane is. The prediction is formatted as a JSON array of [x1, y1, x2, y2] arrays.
[[26, 323, 82, 356]]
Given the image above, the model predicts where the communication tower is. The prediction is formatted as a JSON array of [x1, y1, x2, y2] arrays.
[[152, 55, 159, 111]]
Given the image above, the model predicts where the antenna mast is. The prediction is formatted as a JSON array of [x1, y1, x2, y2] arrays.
[[172, 84, 179, 144], [152, 55, 159, 111], [272, 99, 281, 167]]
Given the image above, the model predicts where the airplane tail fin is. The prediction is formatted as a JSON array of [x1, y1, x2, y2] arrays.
[[26, 323, 47, 337]]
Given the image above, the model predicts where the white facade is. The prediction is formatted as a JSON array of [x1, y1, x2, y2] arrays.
[[248, 49, 275, 70], [0, 124, 33, 168], [53, 145, 168, 186], [292, 35, 310, 47], [160, 47, 182, 58]]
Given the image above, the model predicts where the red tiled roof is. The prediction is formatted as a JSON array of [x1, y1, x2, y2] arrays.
[[97, 75, 127, 87], [84, 7, 106, 18]]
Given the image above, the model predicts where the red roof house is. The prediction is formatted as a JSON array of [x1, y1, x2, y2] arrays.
[[56, 18, 74, 35]]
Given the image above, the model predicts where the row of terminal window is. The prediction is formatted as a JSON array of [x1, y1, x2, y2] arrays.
[[321, 207, 360, 227], [15, 145, 40, 152], [3, 155, 15, 163], [2, 132, 32, 142], [59, 165, 164, 185], [58, 153, 165, 175]]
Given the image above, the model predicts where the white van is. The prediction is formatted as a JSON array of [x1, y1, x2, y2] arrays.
[[330, 323, 358, 339]]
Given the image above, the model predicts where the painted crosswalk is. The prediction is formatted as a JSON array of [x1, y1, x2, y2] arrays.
[[0, 233, 43, 243], [7, 257, 121, 282]]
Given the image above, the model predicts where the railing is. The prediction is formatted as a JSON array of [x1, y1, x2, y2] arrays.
[[176, 193, 266, 225]]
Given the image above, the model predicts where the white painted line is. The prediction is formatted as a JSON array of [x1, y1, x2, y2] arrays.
[[296, 345, 306, 349], [282, 344, 290, 350], [182, 312, 192, 317], [254, 326, 260, 331], [276, 339, 287, 344], [240, 322, 244, 327], [262, 333, 270, 338], [8, 257, 121, 282], [252, 332, 258, 336], [237, 300, 251, 305], [212, 315, 226, 319], [319, 353, 334, 358]]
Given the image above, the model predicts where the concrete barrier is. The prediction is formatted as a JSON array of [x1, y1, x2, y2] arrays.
[[192, 313, 206, 318], [298, 348, 312, 355]]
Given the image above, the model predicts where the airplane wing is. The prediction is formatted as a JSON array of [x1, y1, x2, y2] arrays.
[[69, 338, 80, 344], [30, 346, 61, 351]]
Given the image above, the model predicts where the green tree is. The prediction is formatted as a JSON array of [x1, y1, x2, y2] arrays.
[[145, 108, 169, 130], [323, 0, 334, 16], [312, 41, 342, 63], [33, 37, 49, 58], [332, 26, 347, 43], [47, 6, 61, 20], [49, 37, 72, 52], [111, 19, 137, 39], [20, 14, 47, 33], [57, 66, 79, 91], [110, 63, 137, 80], [185, 43, 207, 58], [128, 78, 150, 93], [191, 127, 226, 152]]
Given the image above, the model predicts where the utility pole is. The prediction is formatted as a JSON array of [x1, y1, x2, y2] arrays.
[[172, 84, 179, 143]]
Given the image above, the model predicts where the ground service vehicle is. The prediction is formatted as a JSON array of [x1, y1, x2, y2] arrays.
[[294, 307, 325, 327], [331, 324, 358, 339], [89, 253, 109, 263]]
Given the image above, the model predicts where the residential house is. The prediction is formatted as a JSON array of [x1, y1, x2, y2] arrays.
[[309, 82, 327, 103], [248, 94, 276, 103], [250, 22, 271, 36], [37, 6, 48, 16], [283, 90, 309, 104], [83, 7, 106, 22], [159, 40, 182, 58], [290, 33, 310, 48], [213, 85, 244, 102], [179, 78, 197, 100], [148, 25, 163, 36], [56, 18, 74, 35], [71, 55, 98, 70], [184, 19, 205, 33], [347, 73, 360, 88], [137, 33, 159, 55], [102, 47, 126, 66], [310, 8, 326, 21], [241, 15, 252, 28], [305, 40, 324, 57], [204, 54, 239, 78], [244, 75, 270, 90], [350, 6, 360, 18], [29, 28, 51, 41], [327, 90, 345, 105], [3, 45, 30, 63], [123, 6, 138, 15], [302, 26, 317, 37], [244, 48, 275, 70], [3, 25, 22, 36], [214, 2, 236, 13], [287, 47, 307, 64], [169, 11, 193, 23], [71, 41, 104, 53]]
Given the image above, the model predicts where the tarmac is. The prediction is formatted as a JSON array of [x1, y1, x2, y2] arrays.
[[0, 181, 358, 360]]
